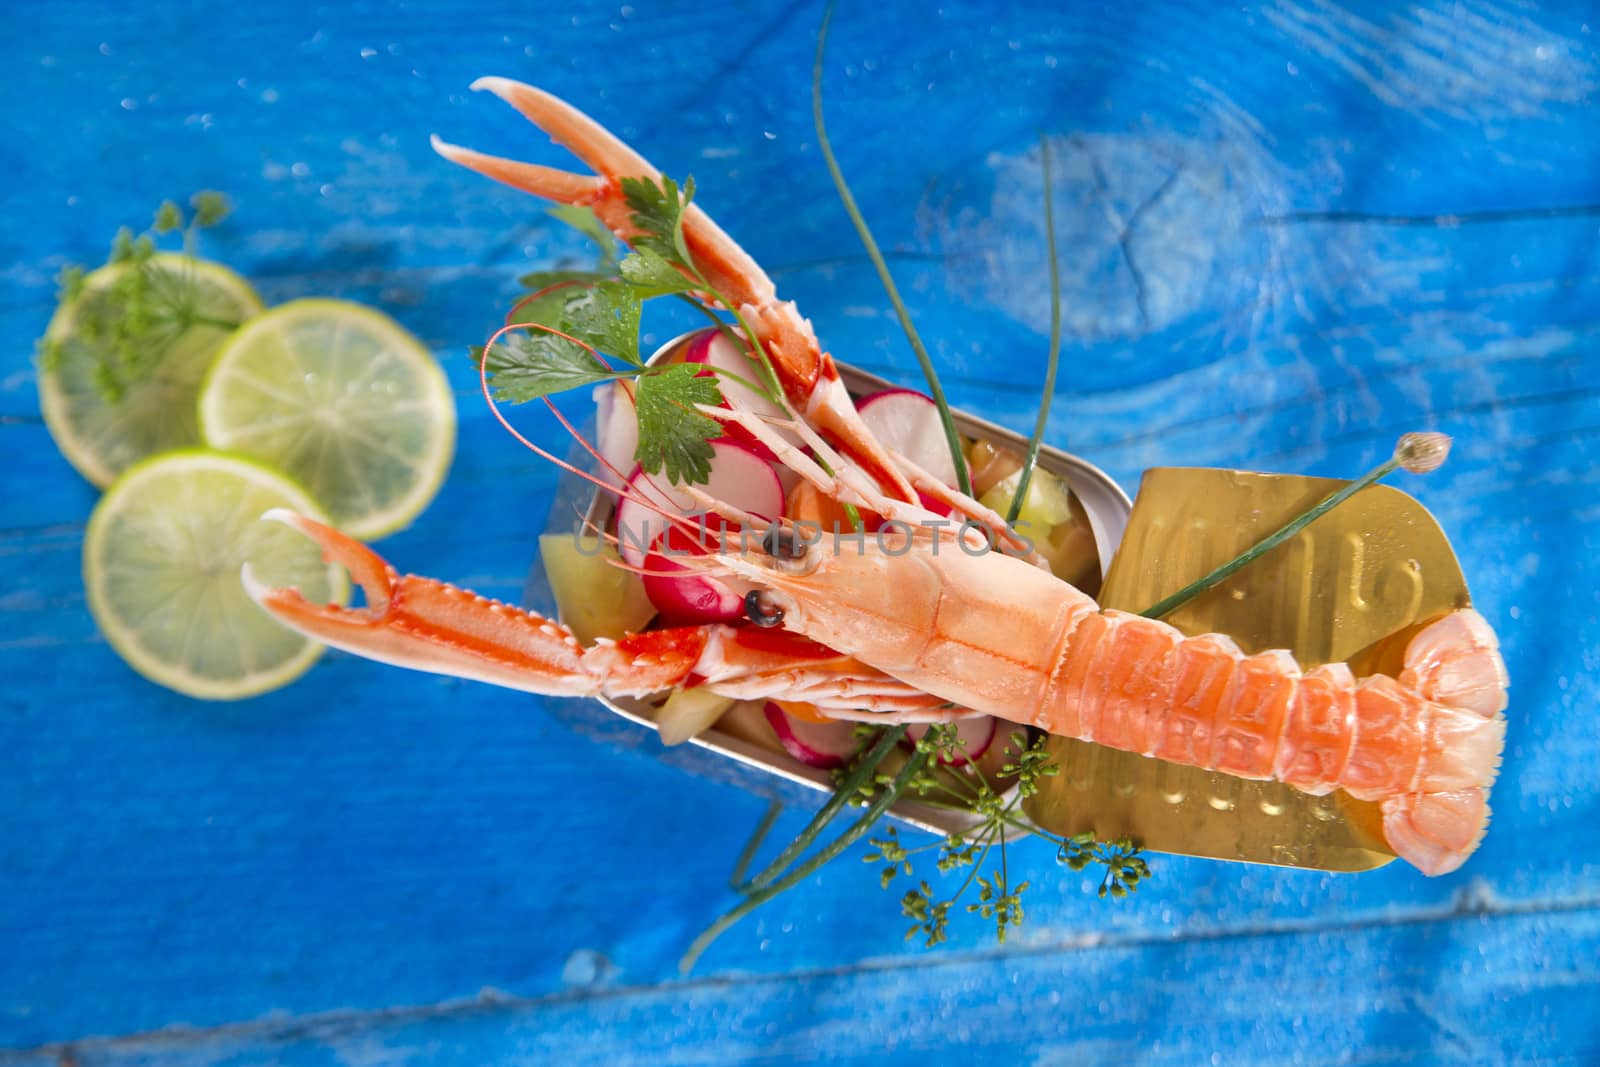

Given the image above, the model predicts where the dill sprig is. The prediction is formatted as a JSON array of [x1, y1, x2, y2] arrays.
[[685, 723, 1149, 971], [41, 192, 238, 402], [862, 727, 1148, 948]]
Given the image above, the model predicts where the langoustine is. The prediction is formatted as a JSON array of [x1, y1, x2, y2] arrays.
[[247, 79, 1509, 878], [708, 520, 1508, 878]]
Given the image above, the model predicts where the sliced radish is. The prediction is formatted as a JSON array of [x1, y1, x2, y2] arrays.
[[763, 702, 859, 769], [858, 388, 960, 489], [614, 439, 785, 567], [904, 716, 999, 767], [641, 525, 745, 624], [685, 329, 801, 491], [684, 329, 786, 422], [593, 381, 638, 489]]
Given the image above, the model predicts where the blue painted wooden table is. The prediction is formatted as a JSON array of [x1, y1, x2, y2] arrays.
[[3, 2, 1597, 1063]]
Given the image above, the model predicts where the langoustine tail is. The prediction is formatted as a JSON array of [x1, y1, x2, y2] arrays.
[[1046, 606, 1508, 876], [1379, 610, 1509, 876]]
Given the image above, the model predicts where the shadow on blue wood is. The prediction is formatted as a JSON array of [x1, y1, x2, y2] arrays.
[[1, 0, 1597, 1063]]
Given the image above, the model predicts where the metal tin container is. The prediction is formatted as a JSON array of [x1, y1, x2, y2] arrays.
[[533, 332, 1132, 836]]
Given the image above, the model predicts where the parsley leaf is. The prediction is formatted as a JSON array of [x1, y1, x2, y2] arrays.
[[618, 248, 695, 297], [633, 363, 723, 484], [490, 174, 758, 491], [191, 190, 231, 228], [518, 267, 615, 291], [474, 331, 620, 403], [510, 281, 642, 367], [621, 174, 696, 267]]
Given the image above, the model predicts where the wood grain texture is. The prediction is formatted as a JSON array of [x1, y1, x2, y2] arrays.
[[1, 0, 1597, 1061]]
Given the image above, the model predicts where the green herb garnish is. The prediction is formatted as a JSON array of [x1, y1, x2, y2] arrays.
[[633, 363, 726, 484], [864, 728, 1147, 947], [483, 175, 789, 485], [680, 726, 928, 974], [688, 724, 1149, 970], [41, 191, 238, 402], [1006, 134, 1063, 526], [1140, 432, 1453, 620]]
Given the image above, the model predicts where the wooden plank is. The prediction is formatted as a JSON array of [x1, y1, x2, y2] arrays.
[[2, 0, 1597, 1057], [4, 905, 1598, 1066]]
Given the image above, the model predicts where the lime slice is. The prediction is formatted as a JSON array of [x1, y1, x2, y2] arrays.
[[198, 299, 456, 540], [84, 450, 349, 700], [38, 253, 263, 488]]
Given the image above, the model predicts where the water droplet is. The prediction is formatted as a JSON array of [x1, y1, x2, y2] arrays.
[[291, 162, 309, 178], [120, 98, 137, 111]]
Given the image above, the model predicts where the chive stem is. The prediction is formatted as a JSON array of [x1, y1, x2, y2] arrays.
[[729, 800, 784, 891], [681, 743, 931, 974], [812, 1, 973, 498], [1140, 433, 1448, 620], [741, 725, 906, 892], [1007, 134, 1062, 526]]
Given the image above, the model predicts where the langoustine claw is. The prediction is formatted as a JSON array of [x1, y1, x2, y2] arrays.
[[430, 77, 918, 503], [242, 509, 952, 715]]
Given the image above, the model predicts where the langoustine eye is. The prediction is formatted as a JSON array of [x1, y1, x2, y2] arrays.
[[744, 589, 785, 628]]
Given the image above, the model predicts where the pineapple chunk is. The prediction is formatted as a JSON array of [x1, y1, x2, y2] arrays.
[[655, 687, 737, 746], [539, 533, 656, 646], [978, 465, 1075, 535]]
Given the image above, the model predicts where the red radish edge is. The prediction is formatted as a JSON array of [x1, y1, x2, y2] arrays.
[[858, 388, 960, 490], [763, 702, 858, 769], [683, 329, 785, 420], [614, 439, 785, 567], [641, 526, 744, 624], [684, 328, 795, 473], [904, 716, 999, 767]]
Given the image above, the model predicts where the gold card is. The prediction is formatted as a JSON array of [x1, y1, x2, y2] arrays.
[[1023, 467, 1471, 872]]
